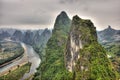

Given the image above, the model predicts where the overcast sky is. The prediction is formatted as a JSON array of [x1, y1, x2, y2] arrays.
[[0, 0, 120, 30]]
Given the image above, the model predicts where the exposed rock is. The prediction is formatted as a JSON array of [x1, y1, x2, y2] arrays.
[[65, 15, 118, 79], [33, 28, 51, 60], [65, 15, 97, 72], [11, 30, 24, 41], [23, 30, 34, 45], [36, 12, 118, 80]]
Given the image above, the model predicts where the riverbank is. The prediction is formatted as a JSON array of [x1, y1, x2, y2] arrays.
[[0, 41, 24, 65], [0, 63, 31, 80], [0, 53, 24, 68], [0, 42, 28, 77], [20, 43, 41, 80], [0, 54, 28, 77], [0, 43, 41, 80]]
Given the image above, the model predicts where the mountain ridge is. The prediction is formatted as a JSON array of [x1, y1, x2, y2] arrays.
[[97, 25, 120, 43], [34, 11, 119, 80]]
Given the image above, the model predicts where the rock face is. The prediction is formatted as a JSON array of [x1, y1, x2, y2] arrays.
[[23, 30, 34, 45], [33, 28, 51, 60], [33, 28, 51, 48], [97, 25, 120, 43], [65, 15, 118, 80], [35, 12, 118, 80], [65, 15, 97, 72], [11, 30, 24, 41]]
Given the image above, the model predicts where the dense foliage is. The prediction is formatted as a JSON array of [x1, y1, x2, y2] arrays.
[[97, 27, 120, 74], [100, 41, 120, 74], [65, 15, 119, 80], [0, 63, 31, 80], [74, 42, 119, 80], [33, 29, 51, 61], [34, 12, 119, 80], [33, 11, 72, 80]]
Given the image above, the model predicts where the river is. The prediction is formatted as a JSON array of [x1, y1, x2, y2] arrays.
[[21, 43, 41, 80], [0, 42, 41, 80]]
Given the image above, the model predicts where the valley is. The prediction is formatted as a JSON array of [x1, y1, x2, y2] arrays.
[[34, 11, 120, 80], [0, 0, 120, 79], [0, 28, 51, 80], [0, 11, 119, 80], [97, 26, 120, 74], [0, 42, 41, 80], [0, 41, 24, 67]]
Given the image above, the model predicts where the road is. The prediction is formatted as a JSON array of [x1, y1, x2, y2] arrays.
[[0, 42, 41, 80]]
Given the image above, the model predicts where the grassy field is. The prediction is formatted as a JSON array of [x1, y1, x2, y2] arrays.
[[0, 62, 31, 80]]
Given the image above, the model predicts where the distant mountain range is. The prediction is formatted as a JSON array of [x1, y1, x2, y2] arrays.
[[0, 28, 52, 58], [97, 25, 120, 43], [97, 26, 120, 73], [0, 12, 120, 80], [0, 28, 51, 43]]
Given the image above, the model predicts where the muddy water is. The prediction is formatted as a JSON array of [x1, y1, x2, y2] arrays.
[[20, 43, 41, 80], [0, 42, 41, 80]]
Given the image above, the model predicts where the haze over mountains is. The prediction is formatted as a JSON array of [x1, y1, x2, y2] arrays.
[[0, 28, 52, 57], [0, 28, 50, 41], [0, 0, 120, 30], [97, 25, 120, 43], [0, 11, 120, 80], [34, 11, 120, 80], [0, 0, 120, 79]]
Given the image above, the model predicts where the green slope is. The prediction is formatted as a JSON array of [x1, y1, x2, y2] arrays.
[[33, 11, 72, 80], [34, 12, 119, 80]]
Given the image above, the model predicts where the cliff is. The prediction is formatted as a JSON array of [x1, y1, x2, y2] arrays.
[[33, 28, 51, 60], [34, 12, 119, 80], [65, 15, 118, 80]]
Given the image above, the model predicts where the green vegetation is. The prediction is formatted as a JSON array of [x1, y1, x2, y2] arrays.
[[33, 11, 72, 80], [101, 41, 120, 57], [0, 63, 31, 80], [100, 41, 120, 74], [97, 26, 120, 74], [65, 15, 119, 80], [0, 41, 24, 65], [74, 42, 119, 80], [33, 29, 51, 61], [34, 12, 119, 80], [34, 35, 72, 80]]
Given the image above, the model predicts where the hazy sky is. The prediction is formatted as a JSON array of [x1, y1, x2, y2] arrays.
[[0, 0, 120, 30]]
